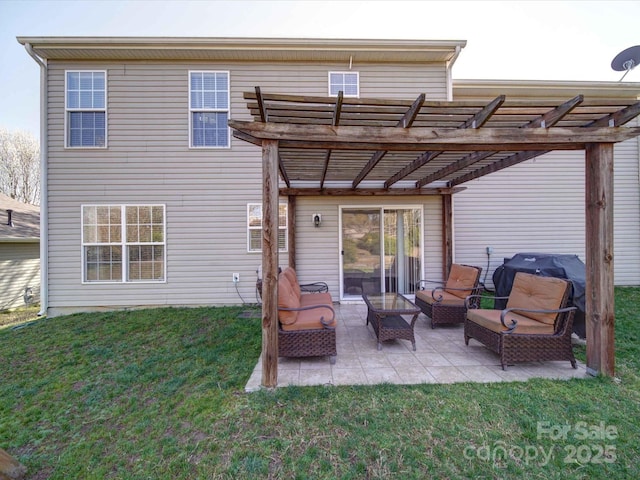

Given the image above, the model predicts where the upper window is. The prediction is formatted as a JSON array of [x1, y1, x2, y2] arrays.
[[329, 72, 359, 97], [66, 71, 106, 148], [247, 203, 288, 253], [189, 71, 230, 148], [82, 205, 166, 283]]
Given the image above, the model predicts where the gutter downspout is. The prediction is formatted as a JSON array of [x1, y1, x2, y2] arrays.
[[444, 45, 462, 272], [24, 42, 48, 317], [445, 45, 462, 101]]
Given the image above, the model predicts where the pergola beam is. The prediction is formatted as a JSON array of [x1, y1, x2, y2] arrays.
[[448, 150, 549, 187], [280, 187, 465, 196], [320, 91, 343, 189], [418, 95, 584, 187], [228, 121, 640, 151], [255, 86, 291, 188], [588, 101, 640, 127], [352, 93, 425, 188], [389, 95, 505, 188]]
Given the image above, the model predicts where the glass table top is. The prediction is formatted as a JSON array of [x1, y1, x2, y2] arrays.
[[364, 293, 419, 313]]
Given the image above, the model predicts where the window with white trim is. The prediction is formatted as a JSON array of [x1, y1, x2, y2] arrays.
[[82, 205, 166, 282], [247, 203, 288, 252], [189, 71, 230, 148], [66, 71, 106, 147], [329, 71, 359, 97]]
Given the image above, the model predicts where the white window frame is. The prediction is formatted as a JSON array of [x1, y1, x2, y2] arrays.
[[81, 204, 167, 283], [65, 70, 107, 148], [188, 70, 231, 149], [328, 71, 359, 97], [247, 203, 288, 253]]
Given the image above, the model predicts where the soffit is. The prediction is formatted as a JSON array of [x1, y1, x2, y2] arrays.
[[17, 37, 465, 63]]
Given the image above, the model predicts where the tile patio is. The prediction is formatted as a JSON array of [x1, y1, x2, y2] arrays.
[[245, 303, 588, 391]]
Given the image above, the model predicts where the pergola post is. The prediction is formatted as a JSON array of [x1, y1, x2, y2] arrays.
[[261, 139, 280, 388], [442, 194, 453, 278], [585, 142, 615, 377]]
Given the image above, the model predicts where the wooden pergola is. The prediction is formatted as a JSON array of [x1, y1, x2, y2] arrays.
[[229, 88, 640, 388]]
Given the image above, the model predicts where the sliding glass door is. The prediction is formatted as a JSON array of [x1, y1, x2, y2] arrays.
[[341, 207, 422, 299]]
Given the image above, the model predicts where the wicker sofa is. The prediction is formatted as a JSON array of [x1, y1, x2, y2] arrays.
[[277, 267, 337, 364], [464, 272, 577, 370], [415, 264, 483, 328]]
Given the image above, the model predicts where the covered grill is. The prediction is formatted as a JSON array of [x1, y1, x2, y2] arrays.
[[492, 253, 586, 338]]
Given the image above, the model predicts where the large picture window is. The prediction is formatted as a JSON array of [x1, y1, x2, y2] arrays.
[[82, 205, 166, 282], [189, 71, 230, 148], [329, 71, 359, 97], [66, 71, 106, 147], [247, 203, 288, 253]]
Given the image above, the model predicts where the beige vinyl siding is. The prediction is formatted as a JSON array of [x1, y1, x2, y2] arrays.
[[611, 132, 640, 285], [453, 135, 640, 288], [45, 60, 447, 314], [292, 196, 444, 297], [0, 243, 40, 310], [453, 82, 640, 287]]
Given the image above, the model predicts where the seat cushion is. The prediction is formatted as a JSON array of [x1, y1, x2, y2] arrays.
[[445, 264, 480, 299], [282, 267, 301, 301], [300, 292, 332, 307], [506, 272, 568, 325], [416, 289, 465, 306], [467, 309, 555, 335], [277, 274, 300, 325], [280, 304, 337, 331]]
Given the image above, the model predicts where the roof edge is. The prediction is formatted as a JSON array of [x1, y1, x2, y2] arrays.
[[16, 36, 467, 49], [17, 36, 467, 63], [454, 79, 640, 99]]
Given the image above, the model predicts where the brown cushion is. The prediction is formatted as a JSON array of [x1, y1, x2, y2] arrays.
[[416, 289, 465, 306], [467, 309, 555, 335], [300, 292, 332, 307], [506, 272, 568, 325], [280, 304, 336, 331], [445, 264, 480, 299], [282, 267, 301, 301], [277, 274, 299, 325]]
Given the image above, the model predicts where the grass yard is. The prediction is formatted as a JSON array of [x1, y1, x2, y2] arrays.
[[1, 289, 639, 479]]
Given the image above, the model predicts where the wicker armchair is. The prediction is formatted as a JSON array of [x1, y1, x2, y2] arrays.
[[464, 272, 577, 370], [415, 264, 483, 328]]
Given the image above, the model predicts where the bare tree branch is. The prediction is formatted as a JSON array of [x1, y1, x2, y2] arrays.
[[0, 127, 40, 205]]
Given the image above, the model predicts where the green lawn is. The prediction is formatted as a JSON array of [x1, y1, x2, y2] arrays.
[[1, 289, 639, 479]]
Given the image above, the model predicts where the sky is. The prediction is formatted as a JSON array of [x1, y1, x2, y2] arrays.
[[1, 0, 639, 137]]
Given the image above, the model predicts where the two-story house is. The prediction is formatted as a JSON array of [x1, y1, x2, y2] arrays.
[[17, 37, 640, 321]]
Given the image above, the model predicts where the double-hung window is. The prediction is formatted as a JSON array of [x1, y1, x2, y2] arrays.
[[328, 71, 359, 97], [66, 71, 106, 147], [189, 71, 230, 148], [247, 203, 288, 253], [82, 205, 166, 282]]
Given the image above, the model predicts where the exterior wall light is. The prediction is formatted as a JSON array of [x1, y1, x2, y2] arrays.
[[313, 213, 322, 227]]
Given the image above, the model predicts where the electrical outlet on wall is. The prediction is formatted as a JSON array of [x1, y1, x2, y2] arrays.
[[233, 273, 240, 283]]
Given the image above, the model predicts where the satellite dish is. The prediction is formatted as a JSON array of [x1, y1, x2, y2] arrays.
[[611, 45, 640, 81]]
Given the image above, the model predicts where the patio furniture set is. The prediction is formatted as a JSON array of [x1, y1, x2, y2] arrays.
[[275, 265, 577, 371]]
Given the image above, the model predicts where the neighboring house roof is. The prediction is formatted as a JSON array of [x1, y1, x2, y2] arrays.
[[454, 79, 640, 100], [0, 194, 40, 242], [16, 36, 466, 64]]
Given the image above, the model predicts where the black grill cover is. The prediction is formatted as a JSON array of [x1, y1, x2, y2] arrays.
[[492, 253, 586, 338]]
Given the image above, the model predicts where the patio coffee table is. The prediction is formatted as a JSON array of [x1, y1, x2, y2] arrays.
[[363, 293, 420, 351]]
